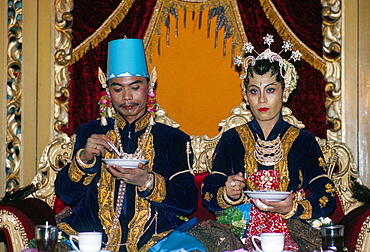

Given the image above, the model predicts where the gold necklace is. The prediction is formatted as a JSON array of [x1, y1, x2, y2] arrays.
[[104, 119, 155, 249], [254, 134, 283, 166], [114, 120, 152, 159]]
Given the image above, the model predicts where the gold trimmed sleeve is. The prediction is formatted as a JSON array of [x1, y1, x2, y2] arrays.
[[68, 157, 97, 185], [57, 222, 78, 237], [216, 187, 232, 209], [68, 158, 86, 182], [297, 199, 313, 219], [146, 172, 166, 203]]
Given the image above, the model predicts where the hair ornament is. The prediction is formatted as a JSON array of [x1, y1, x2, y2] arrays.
[[98, 67, 114, 126], [147, 67, 158, 126], [235, 34, 301, 93]]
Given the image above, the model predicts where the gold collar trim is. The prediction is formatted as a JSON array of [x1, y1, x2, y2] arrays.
[[115, 113, 150, 132]]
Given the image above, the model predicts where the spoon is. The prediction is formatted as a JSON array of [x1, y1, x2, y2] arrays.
[[107, 141, 122, 158]]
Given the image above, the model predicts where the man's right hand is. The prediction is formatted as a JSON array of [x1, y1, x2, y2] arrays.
[[80, 134, 113, 163]]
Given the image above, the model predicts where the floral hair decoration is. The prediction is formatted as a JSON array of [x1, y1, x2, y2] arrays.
[[234, 34, 301, 93]]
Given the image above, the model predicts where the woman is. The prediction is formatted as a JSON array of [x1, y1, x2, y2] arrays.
[[201, 36, 337, 251]]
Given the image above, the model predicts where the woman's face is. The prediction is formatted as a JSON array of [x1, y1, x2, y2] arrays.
[[245, 70, 289, 125]]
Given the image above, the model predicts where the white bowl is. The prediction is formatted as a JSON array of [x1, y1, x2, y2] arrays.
[[245, 191, 290, 201], [102, 158, 148, 168]]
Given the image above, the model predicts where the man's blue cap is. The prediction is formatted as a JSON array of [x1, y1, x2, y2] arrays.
[[107, 38, 149, 80]]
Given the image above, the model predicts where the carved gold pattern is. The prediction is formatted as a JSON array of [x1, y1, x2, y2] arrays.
[[355, 215, 370, 252], [317, 137, 363, 214], [0, 209, 29, 251], [6, 0, 23, 192], [29, 133, 73, 207], [322, 0, 342, 140], [54, 0, 73, 133]]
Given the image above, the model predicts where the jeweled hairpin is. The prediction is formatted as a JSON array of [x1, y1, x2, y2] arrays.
[[235, 34, 302, 93]]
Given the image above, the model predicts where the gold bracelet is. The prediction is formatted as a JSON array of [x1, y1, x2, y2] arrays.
[[75, 148, 96, 169], [138, 173, 154, 192], [222, 186, 245, 206], [280, 200, 298, 219]]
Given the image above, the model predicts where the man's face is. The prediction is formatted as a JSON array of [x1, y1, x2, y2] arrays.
[[108, 76, 149, 124]]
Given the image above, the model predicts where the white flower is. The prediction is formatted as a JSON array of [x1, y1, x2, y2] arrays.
[[321, 217, 332, 225], [312, 219, 322, 229]]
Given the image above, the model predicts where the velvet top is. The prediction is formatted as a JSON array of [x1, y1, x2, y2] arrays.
[[55, 113, 198, 252], [202, 114, 336, 220]]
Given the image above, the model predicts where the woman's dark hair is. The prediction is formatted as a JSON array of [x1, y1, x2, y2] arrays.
[[243, 59, 286, 90]]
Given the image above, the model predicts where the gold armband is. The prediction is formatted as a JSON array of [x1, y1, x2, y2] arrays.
[[138, 173, 154, 192], [222, 186, 245, 206], [280, 200, 298, 219], [75, 148, 96, 169]]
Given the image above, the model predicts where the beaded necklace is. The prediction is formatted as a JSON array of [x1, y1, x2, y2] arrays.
[[104, 119, 156, 249], [254, 134, 283, 166]]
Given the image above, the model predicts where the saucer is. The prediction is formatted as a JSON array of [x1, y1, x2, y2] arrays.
[[67, 250, 112, 252], [245, 191, 290, 201], [102, 158, 148, 168]]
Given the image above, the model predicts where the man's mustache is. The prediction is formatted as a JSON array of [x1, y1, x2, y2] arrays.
[[119, 102, 139, 107]]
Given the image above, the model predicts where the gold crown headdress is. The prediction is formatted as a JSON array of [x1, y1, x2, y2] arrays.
[[234, 34, 302, 93]]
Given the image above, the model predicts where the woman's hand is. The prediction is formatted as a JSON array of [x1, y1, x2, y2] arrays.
[[251, 191, 295, 214], [105, 162, 152, 188], [225, 172, 245, 200], [80, 134, 113, 163]]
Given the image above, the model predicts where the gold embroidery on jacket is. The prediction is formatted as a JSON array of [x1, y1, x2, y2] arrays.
[[318, 157, 326, 168], [135, 113, 150, 132], [204, 192, 213, 202], [138, 230, 172, 252], [68, 159, 85, 182], [298, 199, 312, 219], [116, 113, 126, 130], [115, 112, 150, 132], [147, 172, 166, 203], [325, 183, 336, 197], [57, 222, 78, 236], [319, 196, 329, 208], [298, 170, 303, 189], [126, 194, 152, 252], [83, 173, 96, 186], [98, 121, 155, 251], [235, 125, 300, 191]]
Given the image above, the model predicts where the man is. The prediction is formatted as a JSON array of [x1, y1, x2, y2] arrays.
[[55, 38, 198, 252]]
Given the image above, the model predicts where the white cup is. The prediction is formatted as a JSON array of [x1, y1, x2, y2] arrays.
[[252, 233, 284, 252], [69, 232, 102, 252]]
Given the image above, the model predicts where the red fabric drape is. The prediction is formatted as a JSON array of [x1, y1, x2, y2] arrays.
[[64, 0, 330, 138]]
